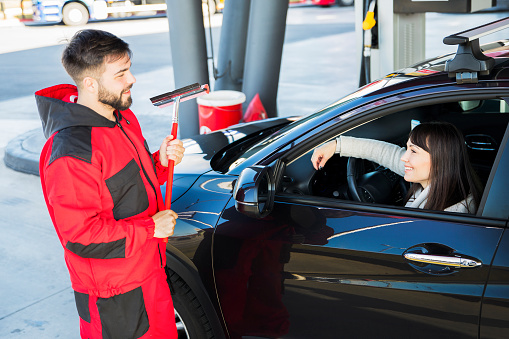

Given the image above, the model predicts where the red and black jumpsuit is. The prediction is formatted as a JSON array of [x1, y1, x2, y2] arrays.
[[37, 84, 177, 338]]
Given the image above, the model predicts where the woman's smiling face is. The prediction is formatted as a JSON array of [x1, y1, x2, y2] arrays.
[[400, 139, 431, 188]]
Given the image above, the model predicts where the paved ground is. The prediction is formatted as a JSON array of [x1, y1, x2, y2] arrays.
[[0, 6, 508, 338]]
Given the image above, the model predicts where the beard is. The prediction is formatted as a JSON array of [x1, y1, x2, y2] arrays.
[[98, 82, 133, 111]]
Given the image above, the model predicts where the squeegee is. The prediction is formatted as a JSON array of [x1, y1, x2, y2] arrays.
[[150, 83, 210, 242]]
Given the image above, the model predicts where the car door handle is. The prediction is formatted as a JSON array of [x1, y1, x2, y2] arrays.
[[404, 253, 482, 268]]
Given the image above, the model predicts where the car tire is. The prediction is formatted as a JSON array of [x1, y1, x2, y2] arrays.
[[169, 270, 216, 339], [62, 2, 89, 26]]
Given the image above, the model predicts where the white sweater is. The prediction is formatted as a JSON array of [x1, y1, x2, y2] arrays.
[[335, 136, 476, 213]]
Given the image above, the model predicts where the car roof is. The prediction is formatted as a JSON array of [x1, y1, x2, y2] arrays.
[[347, 39, 509, 100]]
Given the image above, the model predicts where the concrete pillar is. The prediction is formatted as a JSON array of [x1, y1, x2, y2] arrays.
[[214, 0, 251, 92], [165, 0, 209, 137], [242, 0, 289, 118]]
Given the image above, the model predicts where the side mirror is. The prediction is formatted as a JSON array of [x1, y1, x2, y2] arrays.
[[233, 166, 275, 218]]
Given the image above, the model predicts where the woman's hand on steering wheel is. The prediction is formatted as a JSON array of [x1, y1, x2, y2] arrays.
[[311, 140, 337, 170]]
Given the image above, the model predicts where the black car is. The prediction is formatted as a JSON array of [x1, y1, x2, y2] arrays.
[[166, 18, 509, 339]]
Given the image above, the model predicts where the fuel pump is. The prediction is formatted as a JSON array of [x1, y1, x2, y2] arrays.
[[360, 0, 378, 86], [354, 0, 496, 87]]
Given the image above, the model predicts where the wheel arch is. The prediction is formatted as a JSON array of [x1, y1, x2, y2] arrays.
[[165, 244, 226, 339], [63, 0, 90, 13]]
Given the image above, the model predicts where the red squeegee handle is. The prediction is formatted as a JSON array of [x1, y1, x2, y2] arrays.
[[163, 122, 179, 243]]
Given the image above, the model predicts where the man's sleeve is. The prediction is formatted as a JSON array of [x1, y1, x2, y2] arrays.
[[45, 157, 155, 259], [151, 150, 169, 185]]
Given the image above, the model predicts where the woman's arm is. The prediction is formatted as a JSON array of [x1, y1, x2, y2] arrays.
[[338, 136, 406, 176]]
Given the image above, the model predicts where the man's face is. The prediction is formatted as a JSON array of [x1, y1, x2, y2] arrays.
[[97, 54, 136, 111]]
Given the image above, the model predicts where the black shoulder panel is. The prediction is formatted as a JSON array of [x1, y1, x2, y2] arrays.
[[49, 126, 93, 165]]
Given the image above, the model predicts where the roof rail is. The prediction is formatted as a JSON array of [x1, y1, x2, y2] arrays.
[[443, 17, 509, 84]]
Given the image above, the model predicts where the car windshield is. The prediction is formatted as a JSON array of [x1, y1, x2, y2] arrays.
[[225, 95, 363, 172]]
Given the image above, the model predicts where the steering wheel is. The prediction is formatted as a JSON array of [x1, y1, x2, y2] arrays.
[[347, 157, 408, 204]]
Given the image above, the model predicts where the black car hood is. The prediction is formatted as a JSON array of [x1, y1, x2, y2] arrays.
[[168, 117, 294, 203], [174, 117, 294, 176]]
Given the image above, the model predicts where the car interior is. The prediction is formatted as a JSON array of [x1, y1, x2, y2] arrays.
[[281, 98, 509, 212]]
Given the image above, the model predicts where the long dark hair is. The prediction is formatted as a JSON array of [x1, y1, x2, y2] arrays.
[[405, 121, 483, 212]]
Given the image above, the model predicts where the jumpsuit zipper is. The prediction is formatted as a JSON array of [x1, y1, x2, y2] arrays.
[[115, 114, 164, 268]]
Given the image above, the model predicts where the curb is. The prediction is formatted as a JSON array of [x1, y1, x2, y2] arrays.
[[4, 128, 41, 176]]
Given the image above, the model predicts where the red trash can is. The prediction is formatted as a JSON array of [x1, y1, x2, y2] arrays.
[[197, 90, 246, 134]]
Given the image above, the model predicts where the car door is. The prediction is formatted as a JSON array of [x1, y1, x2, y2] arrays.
[[479, 122, 509, 339], [270, 201, 503, 338], [267, 103, 509, 339], [480, 228, 509, 339], [214, 184, 505, 339], [267, 105, 509, 338]]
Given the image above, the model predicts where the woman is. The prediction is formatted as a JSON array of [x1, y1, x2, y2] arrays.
[[311, 121, 483, 213]]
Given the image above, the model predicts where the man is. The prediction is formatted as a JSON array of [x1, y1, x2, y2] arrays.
[[37, 29, 183, 338]]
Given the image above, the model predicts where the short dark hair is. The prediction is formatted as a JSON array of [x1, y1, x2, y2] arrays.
[[62, 29, 132, 86], [406, 121, 482, 212]]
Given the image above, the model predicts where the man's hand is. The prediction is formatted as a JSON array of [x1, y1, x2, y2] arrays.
[[159, 135, 185, 167], [311, 140, 337, 170], [151, 210, 178, 238]]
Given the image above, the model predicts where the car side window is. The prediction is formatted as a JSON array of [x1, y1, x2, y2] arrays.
[[281, 98, 508, 215]]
